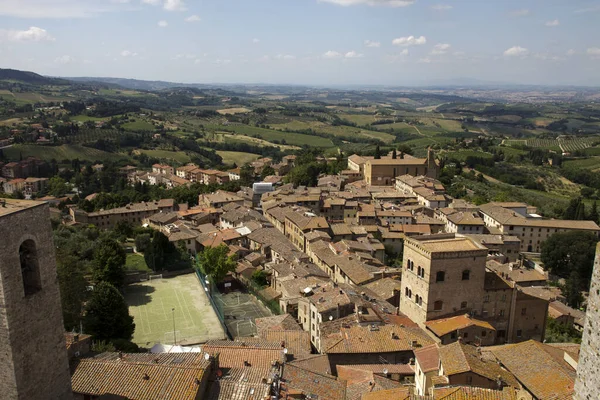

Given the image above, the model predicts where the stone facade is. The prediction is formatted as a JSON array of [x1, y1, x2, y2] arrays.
[[400, 234, 489, 326], [574, 243, 600, 400], [0, 200, 72, 399]]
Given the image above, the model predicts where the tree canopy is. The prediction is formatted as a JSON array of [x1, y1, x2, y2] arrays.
[[196, 244, 237, 283], [57, 254, 89, 330], [144, 231, 191, 272], [92, 238, 126, 287], [541, 230, 598, 307], [84, 282, 135, 341]]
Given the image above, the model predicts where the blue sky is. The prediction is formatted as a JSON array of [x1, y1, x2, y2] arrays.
[[0, 0, 599, 86]]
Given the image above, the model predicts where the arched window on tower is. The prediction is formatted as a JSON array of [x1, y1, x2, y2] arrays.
[[19, 240, 42, 296]]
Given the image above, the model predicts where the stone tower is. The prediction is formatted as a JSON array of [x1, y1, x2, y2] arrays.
[[575, 242, 600, 400], [0, 199, 72, 399]]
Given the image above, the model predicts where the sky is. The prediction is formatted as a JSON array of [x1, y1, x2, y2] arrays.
[[0, 0, 599, 86]]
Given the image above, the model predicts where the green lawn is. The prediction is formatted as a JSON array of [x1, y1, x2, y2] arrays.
[[125, 273, 226, 346], [215, 151, 260, 165], [126, 253, 151, 272], [3, 144, 130, 162], [138, 149, 191, 163], [122, 119, 155, 131]]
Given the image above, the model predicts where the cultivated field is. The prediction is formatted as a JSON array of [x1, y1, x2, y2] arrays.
[[217, 107, 251, 115], [3, 144, 128, 162], [125, 273, 227, 346]]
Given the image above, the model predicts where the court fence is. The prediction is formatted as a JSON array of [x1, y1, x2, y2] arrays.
[[245, 280, 282, 315], [194, 268, 229, 338]]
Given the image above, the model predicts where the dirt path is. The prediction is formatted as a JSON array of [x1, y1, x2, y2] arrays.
[[462, 167, 502, 184], [412, 125, 425, 136]]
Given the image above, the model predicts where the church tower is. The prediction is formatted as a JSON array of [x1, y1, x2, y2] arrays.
[[0, 199, 72, 399]]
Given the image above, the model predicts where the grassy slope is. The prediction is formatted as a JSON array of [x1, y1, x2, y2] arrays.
[[215, 151, 260, 165]]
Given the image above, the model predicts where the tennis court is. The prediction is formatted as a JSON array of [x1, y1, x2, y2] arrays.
[[125, 273, 227, 347], [213, 290, 273, 338]]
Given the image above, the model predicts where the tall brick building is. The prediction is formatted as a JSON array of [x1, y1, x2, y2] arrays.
[[400, 233, 548, 345], [0, 199, 72, 399], [575, 242, 600, 400]]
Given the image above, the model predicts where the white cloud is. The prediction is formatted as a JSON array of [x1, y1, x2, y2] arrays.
[[364, 40, 381, 48], [323, 50, 343, 59], [158, 20, 168, 27], [174, 53, 196, 60], [587, 48, 600, 58], [55, 55, 74, 64], [252, 38, 260, 44], [0, 26, 55, 42], [534, 53, 563, 61], [142, 0, 186, 11], [430, 4, 452, 11], [545, 19, 560, 27], [503, 46, 529, 57], [392, 35, 426, 46], [574, 5, 600, 14], [345, 50, 364, 58], [0, 0, 116, 18], [510, 9, 530, 17], [566, 49, 576, 56], [164, 0, 186, 11], [121, 50, 138, 57], [275, 54, 296, 60], [319, 0, 414, 7], [185, 14, 201, 22], [385, 49, 409, 63], [419, 57, 432, 63], [431, 43, 451, 55]]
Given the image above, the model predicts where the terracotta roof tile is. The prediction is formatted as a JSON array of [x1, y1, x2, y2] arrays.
[[288, 354, 332, 376], [432, 386, 519, 400], [414, 343, 440, 373], [324, 324, 434, 354], [281, 364, 346, 400], [262, 330, 312, 360], [361, 387, 412, 400], [202, 340, 285, 369], [425, 314, 495, 337], [71, 354, 209, 400], [255, 314, 302, 335], [438, 342, 519, 388], [489, 340, 575, 400]]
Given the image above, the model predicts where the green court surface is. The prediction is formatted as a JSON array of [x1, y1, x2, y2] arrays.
[[213, 290, 273, 338], [125, 273, 227, 347]]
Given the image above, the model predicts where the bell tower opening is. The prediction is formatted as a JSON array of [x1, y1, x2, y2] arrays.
[[19, 239, 42, 296]]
